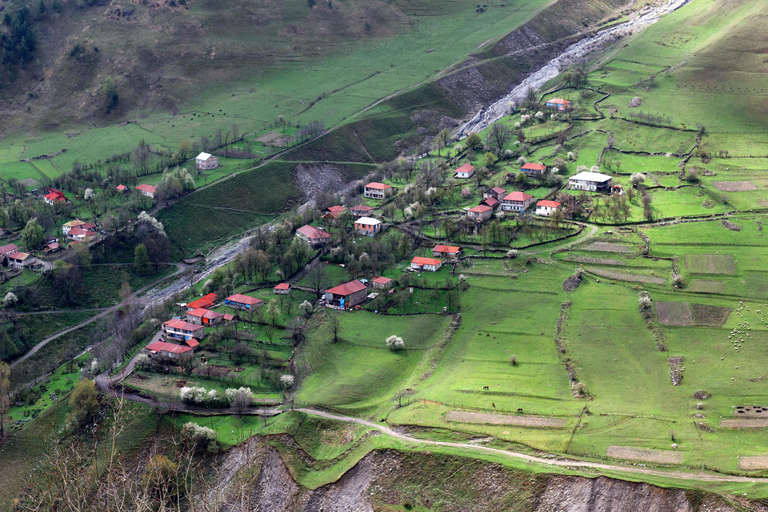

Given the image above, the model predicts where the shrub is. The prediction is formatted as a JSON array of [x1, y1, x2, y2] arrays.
[[628, 97, 642, 108], [180, 386, 208, 404], [461, 187, 471, 198], [134, 353, 150, 370], [506, 249, 518, 259], [280, 374, 295, 388], [229, 387, 253, 413], [638, 294, 652, 310], [630, 173, 646, 186], [386, 335, 404, 351], [182, 422, 218, 453], [509, 354, 517, 365], [573, 381, 588, 397]]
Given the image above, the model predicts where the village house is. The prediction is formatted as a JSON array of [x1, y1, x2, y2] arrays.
[[117, 184, 130, 193], [350, 204, 374, 218], [371, 276, 393, 289], [354, 217, 382, 237], [196, 152, 219, 170], [145, 340, 196, 360], [467, 204, 493, 222], [62, 220, 85, 235], [6, 251, 30, 269], [454, 163, 475, 179], [163, 319, 205, 341], [483, 187, 507, 200], [481, 196, 500, 209], [535, 200, 561, 216], [521, 163, 547, 175], [568, 171, 613, 192], [545, 98, 573, 111], [186, 308, 229, 326], [43, 188, 67, 205], [225, 294, 264, 311], [274, 283, 291, 294], [411, 257, 442, 272], [0, 243, 19, 262], [324, 280, 368, 309], [136, 184, 157, 199], [501, 191, 535, 213], [66, 227, 97, 242], [324, 205, 345, 220], [433, 245, 461, 259], [44, 242, 61, 254], [185, 293, 218, 311], [364, 182, 392, 200], [296, 224, 332, 246]]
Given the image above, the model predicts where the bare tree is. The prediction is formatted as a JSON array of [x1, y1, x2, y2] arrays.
[[487, 123, 511, 152]]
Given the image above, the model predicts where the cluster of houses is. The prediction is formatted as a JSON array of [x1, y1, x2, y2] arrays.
[[0, 243, 30, 269]]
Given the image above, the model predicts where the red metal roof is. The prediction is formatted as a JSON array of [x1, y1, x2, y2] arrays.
[[185, 338, 200, 348], [226, 294, 263, 305], [273, 283, 291, 290], [296, 225, 331, 240], [434, 245, 461, 254], [136, 184, 156, 194], [0, 243, 18, 255], [503, 191, 534, 202], [522, 163, 546, 171], [468, 205, 492, 213], [372, 276, 392, 284], [186, 293, 218, 310], [536, 200, 561, 208], [80, 222, 96, 230], [365, 182, 392, 190], [490, 187, 507, 194], [325, 205, 345, 218], [164, 319, 203, 331], [325, 279, 367, 296], [117, 184, 128, 191], [146, 341, 194, 354], [7, 251, 30, 260], [412, 257, 442, 266], [482, 197, 499, 207], [68, 227, 96, 237], [350, 204, 373, 212], [547, 98, 571, 105], [454, 163, 475, 174]]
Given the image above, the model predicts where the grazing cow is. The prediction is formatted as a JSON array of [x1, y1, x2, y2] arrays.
[[492, 403, 496, 408], [483, 386, 489, 390], [517, 408, 523, 413]]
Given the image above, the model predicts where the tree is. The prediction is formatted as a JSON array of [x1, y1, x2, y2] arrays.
[[305, 261, 328, 299], [178, 140, 192, 160], [386, 335, 404, 351], [21, 217, 44, 250], [68, 379, 100, 429], [0, 361, 9, 436], [230, 387, 252, 415], [329, 312, 341, 343], [487, 123, 511, 152], [134, 243, 151, 275], [267, 299, 281, 326], [435, 128, 450, 157], [464, 132, 482, 151], [630, 173, 646, 187], [102, 76, 119, 113], [482, 152, 497, 169], [642, 191, 654, 221]]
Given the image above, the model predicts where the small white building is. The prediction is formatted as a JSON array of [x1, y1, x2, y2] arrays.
[[535, 200, 561, 216], [454, 163, 475, 179], [501, 191, 535, 213], [568, 172, 613, 192], [196, 152, 219, 170], [354, 217, 382, 237]]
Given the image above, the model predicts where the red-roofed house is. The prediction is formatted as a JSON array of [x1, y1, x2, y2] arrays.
[[163, 319, 205, 341], [67, 227, 97, 242], [62, 220, 85, 235], [364, 182, 392, 200], [371, 276, 393, 289], [483, 187, 507, 200], [454, 163, 475, 179], [324, 280, 368, 308], [186, 293, 218, 311], [186, 308, 226, 326], [535, 200, 562, 216], [545, 98, 573, 111], [324, 205, 345, 220], [136, 184, 156, 199], [145, 341, 195, 360], [467, 204, 493, 222], [273, 283, 291, 295], [521, 162, 547, 175], [502, 191, 535, 212], [117, 184, 130, 193], [350, 204, 374, 218], [43, 188, 67, 206], [6, 251, 30, 269], [411, 257, 442, 272], [481, 196, 500, 209], [0, 243, 19, 258], [296, 225, 331, 247], [433, 245, 461, 258], [225, 294, 264, 311]]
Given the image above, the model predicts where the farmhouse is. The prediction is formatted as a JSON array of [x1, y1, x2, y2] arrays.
[[225, 294, 264, 310], [483, 187, 507, 200], [6, 251, 30, 269], [454, 163, 475, 179], [196, 152, 219, 170], [568, 171, 613, 192], [0, 243, 19, 259], [163, 319, 205, 341], [44, 242, 61, 254], [545, 98, 572, 111], [467, 204, 493, 222], [535, 200, 561, 216], [67, 227, 97, 242], [136, 184, 157, 198], [354, 217, 382, 237], [411, 257, 442, 272], [371, 276, 393, 289], [296, 225, 332, 246], [324, 205, 345, 220], [43, 188, 67, 205], [364, 182, 392, 199], [521, 163, 546, 175], [186, 308, 226, 326], [433, 245, 461, 258], [145, 341, 196, 360], [117, 184, 130, 193], [350, 204, 374, 218], [273, 283, 291, 294], [186, 293, 218, 311], [62, 220, 85, 235], [481, 197, 500, 209], [324, 280, 368, 309], [501, 191, 535, 212]]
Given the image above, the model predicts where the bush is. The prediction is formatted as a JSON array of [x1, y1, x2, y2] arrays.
[[68, 379, 100, 429], [386, 335, 404, 351], [506, 249, 518, 259], [228, 387, 253, 413], [180, 386, 207, 404], [280, 374, 295, 388], [182, 422, 218, 453]]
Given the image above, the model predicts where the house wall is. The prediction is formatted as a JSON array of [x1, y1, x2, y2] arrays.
[[364, 188, 386, 199]]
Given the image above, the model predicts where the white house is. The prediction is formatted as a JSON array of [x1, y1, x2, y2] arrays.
[[354, 217, 382, 237], [196, 152, 219, 170], [454, 163, 475, 179], [535, 200, 561, 216], [364, 182, 392, 199], [135, 184, 156, 198], [501, 191, 535, 212], [411, 257, 442, 272], [568, 172, 613, 192]]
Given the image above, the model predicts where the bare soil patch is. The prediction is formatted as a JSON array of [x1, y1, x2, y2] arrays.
[[255, 131, 292, 147], [655, 302, 693, 326], [719, 418, 768, 428], [562, 273, 583, 292], [587, 267, 666, 285], [192, 365, 232, 378], [686, 254, 737, 275], [739, 455, 768, 470], [606, 446, 683, 464], [734, 405, 768, 418], [721, 219, 740, 231], [668, 356, 683, 386], [690, 304, 732, 327], [563, 256, 623, 265], [688, 280, 726, 294], [712, 181, 758, 192], [445, 410, 567, 428], [584, 242, 634, 253]]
